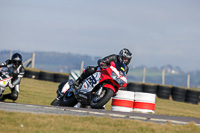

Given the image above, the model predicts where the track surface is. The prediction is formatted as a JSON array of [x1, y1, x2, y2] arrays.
[[1, 102, 200, 126]]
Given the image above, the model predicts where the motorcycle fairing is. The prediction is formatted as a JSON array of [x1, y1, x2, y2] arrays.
[[110, 65, 127, 84], [103, 83, 116, 92], [0, 77, 12, 86], [80, 71, 101, 93], [75, 71, 101, 105], [0, 67, 13, 88]]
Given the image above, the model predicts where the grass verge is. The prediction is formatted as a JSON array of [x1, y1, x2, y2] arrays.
[[0, 110, 200, 133], [3, 78, 200, 118], [1, 78, 200, 132]]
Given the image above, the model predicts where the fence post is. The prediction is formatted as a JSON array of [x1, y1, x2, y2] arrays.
[[187, 74, 190, 89], [162, 69, 165, 85], [142, 67, 146, 83], [31, 53, 35, 68], [23, 52, 35, 68], [10, 50, 13, 59], [80, 60, 84, 74]]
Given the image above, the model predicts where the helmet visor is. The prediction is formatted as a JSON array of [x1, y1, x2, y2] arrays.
[[13, 60, 21, 67], [120, 56, 131, 65]]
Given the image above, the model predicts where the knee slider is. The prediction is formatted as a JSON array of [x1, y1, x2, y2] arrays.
[[11, 91, 18, 101], [85, 66, 97, 74]]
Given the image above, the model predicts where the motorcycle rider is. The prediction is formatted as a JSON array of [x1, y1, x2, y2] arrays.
[[0, 53, 25, 101], [72, 48, 132, 89]]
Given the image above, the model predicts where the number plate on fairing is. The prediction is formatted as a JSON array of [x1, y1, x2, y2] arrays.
[[80, 72, 101, 92]]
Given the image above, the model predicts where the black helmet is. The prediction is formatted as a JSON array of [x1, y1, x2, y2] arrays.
[[119, 48, 132, 65], [11, 53, 22, 67]]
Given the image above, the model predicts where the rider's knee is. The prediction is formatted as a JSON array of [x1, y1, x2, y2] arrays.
[[85, 66, 97, 74], [11, 90, 18, 101], [11, 85, 20, 101]]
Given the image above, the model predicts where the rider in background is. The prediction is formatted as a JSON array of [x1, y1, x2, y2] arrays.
[[72, 48, 132, 89], [0, 53, 25, 101]]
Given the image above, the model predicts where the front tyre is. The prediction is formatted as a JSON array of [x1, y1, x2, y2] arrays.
[[90, 88, 114, 109], [50, 98, 61, 106]]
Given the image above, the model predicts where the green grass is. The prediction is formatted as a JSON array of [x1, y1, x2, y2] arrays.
[[155, 98, 200, 118], [3, 78, 200, 118], [1, 78, 200, 133], [0, 111, 200, 133], [3, 78, 58, 105]]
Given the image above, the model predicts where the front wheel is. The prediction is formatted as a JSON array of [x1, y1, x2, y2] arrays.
[[90, 87, 114, 109], [50, 98, 60, 106]]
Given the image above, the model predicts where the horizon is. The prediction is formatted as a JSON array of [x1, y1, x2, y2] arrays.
[[0, 49, 198, 72]]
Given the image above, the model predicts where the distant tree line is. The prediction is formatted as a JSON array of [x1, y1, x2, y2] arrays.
[[1, 50, 200, 88]]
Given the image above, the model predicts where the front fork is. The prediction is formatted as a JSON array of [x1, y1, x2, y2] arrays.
[[0, 87, 5, 94], [92, 87, 105, 102], [95, 86, 103, 96]]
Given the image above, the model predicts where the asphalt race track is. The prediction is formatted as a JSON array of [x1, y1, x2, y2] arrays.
[[0, 102, 200, 126]]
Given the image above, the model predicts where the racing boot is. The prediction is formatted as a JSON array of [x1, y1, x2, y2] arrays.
[[71, 67, 95, 90], [71, 77, 83, 90], [0, 94, 3, 101]]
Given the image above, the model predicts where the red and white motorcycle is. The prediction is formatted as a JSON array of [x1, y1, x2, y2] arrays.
[[51, 61, 127, 109], [0, 67, 13, 98]]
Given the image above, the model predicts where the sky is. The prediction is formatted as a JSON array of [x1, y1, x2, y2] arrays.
[[0, 0, 200, 71]]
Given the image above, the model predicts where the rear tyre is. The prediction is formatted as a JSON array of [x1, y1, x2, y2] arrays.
[[90, 88, 114, 109], [60, 89, 78, 107]]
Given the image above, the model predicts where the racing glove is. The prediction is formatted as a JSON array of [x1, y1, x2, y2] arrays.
[[99, 62, 108, 69]]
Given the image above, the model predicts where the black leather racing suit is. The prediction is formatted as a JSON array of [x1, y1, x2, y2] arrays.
[[77, 54, 129, 83], [97, 54, 129, 73], [0, 60, 25, 101]]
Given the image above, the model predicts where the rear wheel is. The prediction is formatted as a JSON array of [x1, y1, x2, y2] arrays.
[[60, 89, 78, 107], [90, 87, 114, 109]]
